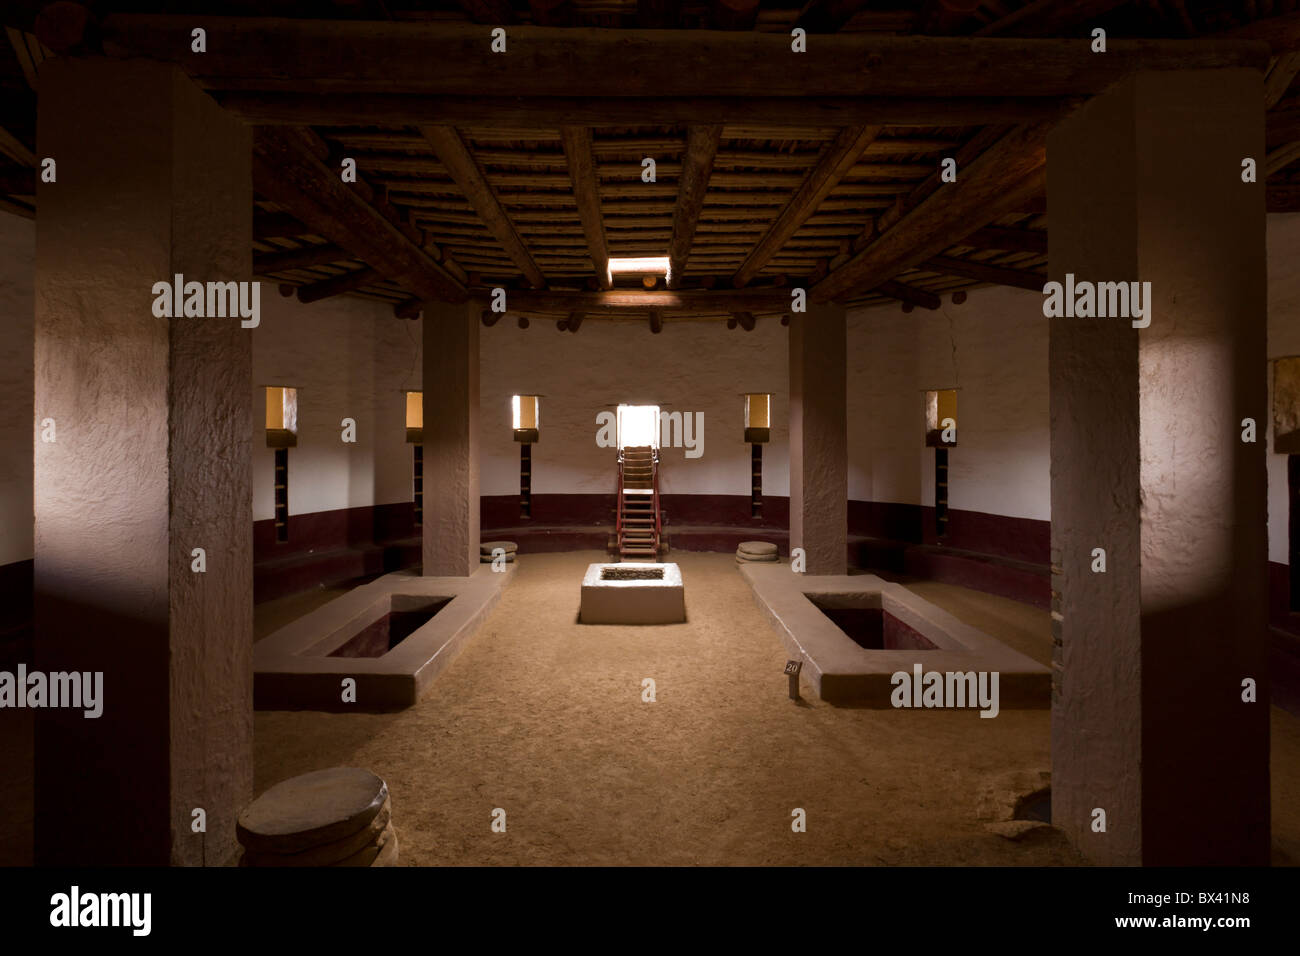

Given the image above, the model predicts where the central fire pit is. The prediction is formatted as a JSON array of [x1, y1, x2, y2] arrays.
[[601, 567, 664, 581], [581, 562, 685, 624]]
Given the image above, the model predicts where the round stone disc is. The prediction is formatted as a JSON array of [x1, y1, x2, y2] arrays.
[[480, 540, 518, 554], [237, 768, 389, 855], [370, 830, 400, 867], [240, 803, 393, 867], [330, 822, 396, 867], [480, 551, 517, 562], [737, 541, 779, 557]]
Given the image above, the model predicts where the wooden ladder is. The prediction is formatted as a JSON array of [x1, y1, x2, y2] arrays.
[[617, 445, 660, 559]]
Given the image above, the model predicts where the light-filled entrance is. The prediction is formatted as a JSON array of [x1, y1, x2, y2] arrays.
[[616, 404, 660, 450]]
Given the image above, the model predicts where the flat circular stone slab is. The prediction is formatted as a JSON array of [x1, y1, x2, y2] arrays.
[[480, 540, 518, 554], [370, 831, 400, 867], [331, 822, 396, 867], [736, 554, 779, 564], [237, 768, 389, 855], [241, 803, 393, 867], [737, 541, 778, 557], [480, 551, 517, 563]]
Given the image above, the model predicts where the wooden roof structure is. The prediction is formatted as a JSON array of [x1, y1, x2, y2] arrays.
[[0, 1, 1297, 330]]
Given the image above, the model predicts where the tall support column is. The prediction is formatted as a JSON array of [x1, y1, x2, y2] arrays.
[[423, 301, 480, 576], [34, 58, 253, 865], [789, 304, 848, 574], [1049, 71, 1268, 865]]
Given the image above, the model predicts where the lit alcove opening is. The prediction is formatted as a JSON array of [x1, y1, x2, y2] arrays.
[[513, 395, 540, 518], [924, 389, 957, 538], [265, 385, 298, 542], [405, 391, 423, 528], [745, 393, 771, 518]]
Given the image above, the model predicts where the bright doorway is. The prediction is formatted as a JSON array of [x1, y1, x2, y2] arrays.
[[616, 404, 660, 450]]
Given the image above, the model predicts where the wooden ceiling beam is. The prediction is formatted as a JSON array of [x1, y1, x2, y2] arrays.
[[813, 124, 1049, 302], [0, 123, 35, 167], [1265, 140, 1300, 177], [215, 93, 1076, 128], [453, 0, 518, 24], [713, 0, 760, 31], [488, 288, 790, 313], [252, 127, 468, 303], [253, 211, 312, 239], [637, 0, 681, 29], [974, 0, 1128, 37], [1226, 13, 1300, 54], [1265, 52, 1300, 109], [96, 18, 1270, 97], [794, 1, 871, 34], [1269, 108, 1300, 147], [264, 128, 466, 286], [528, 0, 573, 28], [668, 125, 722, 288], [254, 243, 354, 275], [560, 126, 611, 290], [0, 195, 34, 219], [732, 125, 882, 288], [418, 125, 546, 288], [959, 225, 1047, 254], [921, 255, 1045, 291], [866, 125, 1010, 246], [0, 167, 35, 196], [296, 266, 382, 304], [1269, 183, 1300, 212]]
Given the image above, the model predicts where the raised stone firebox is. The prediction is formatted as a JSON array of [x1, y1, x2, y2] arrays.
[[580, 562, 685, 624]]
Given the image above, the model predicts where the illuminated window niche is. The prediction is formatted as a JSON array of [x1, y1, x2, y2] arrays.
[[744, 392, 771, 444], [1273, 357, 1300, 454], [513, 394, 540, 444], [264, 385, 297, 543], [265, 385, 298, 448], [924, 389, 958, 448], [924, 389, 957, 538], [406, 391, 423, 527], [405, 390, 423, 444]]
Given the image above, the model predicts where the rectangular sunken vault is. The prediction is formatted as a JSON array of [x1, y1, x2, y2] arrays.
[[739, 564, 1048, 706], [254, 567, 514, 711]]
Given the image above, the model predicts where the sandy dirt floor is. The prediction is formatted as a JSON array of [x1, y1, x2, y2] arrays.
[[1, 551, 1294, 865], [256, 551, 1088, 866]]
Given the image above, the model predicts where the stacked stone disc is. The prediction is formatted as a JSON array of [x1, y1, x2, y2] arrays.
[[480, 540, 518, 564], [237, 768, 397, 867], [735, 541, 780, 565]]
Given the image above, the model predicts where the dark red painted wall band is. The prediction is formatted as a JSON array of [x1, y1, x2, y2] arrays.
[[254, 501, 416, 559], [249, 495, 1051, 567], [484, 494, 1047, 565], [481, 493, 790, 531]]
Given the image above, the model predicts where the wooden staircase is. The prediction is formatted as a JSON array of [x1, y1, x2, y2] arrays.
[[617, 445, 661, 559]]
